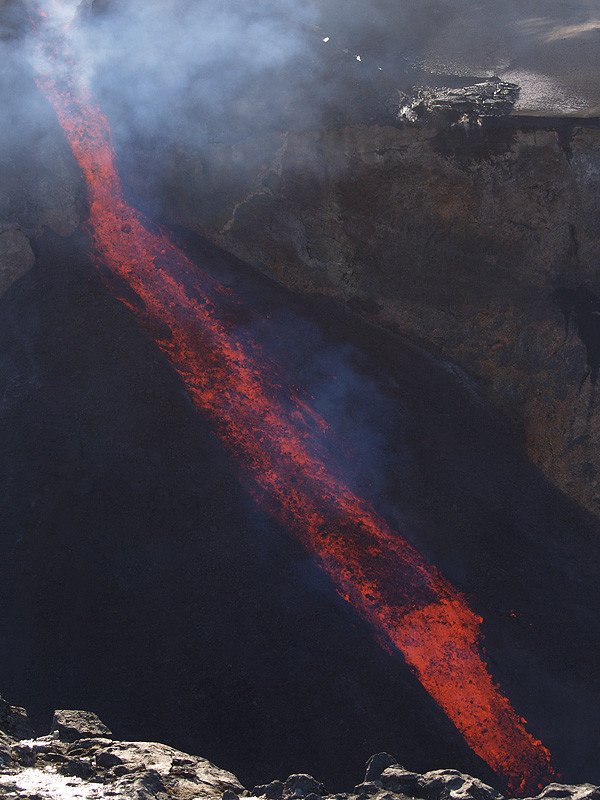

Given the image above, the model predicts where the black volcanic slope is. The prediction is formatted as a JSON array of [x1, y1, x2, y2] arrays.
[[0, 229, 599, 791]]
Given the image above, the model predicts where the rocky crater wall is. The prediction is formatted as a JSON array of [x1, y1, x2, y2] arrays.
[[4, 51, 600, 521], [121, 120, 600, 519]]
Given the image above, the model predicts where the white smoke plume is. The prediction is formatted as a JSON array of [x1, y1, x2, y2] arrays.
[[2, 0, 600, 162]]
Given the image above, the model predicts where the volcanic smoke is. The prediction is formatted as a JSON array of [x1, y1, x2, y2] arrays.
[[30, 2, 556, 793]]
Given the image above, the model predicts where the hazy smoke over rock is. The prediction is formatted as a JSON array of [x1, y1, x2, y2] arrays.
[[2, 0, 599, 165]]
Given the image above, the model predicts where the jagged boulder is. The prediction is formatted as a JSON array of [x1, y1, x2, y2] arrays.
[[364, 753, 400, 783], [0, 695, 35, 740], [284, 775, 326, 797], [420, 770, 503, 800], [51, 709, 113, 742], [380, 767, 425, 796], [254, 780, 286, 798]]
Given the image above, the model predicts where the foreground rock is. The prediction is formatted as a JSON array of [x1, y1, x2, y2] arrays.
[[0, 697, 244, 799], [0, 699, 599, 800], [51, 710, 113, 743]]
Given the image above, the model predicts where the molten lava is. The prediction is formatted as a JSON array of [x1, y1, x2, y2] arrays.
[[31, 5, 555, 793]]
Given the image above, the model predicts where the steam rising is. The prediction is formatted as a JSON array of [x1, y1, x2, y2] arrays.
[[1, 0, 599, 176]]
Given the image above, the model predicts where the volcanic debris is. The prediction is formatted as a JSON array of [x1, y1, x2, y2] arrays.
[[0, 696, 599, 800], [397, 78, 520, 125]]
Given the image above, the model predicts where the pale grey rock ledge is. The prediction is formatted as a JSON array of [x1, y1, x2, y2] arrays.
[[0, 697, 599, 800]]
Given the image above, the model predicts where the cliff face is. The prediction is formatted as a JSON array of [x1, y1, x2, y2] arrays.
[[4, 31, 600, 521], [121, 120, 600, 519]]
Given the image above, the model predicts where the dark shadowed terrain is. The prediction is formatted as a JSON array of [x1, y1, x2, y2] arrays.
[[1, 0, 600, 793], [0, 227, 599, 791]]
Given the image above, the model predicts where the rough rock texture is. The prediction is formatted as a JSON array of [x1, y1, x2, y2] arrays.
[[0, 56, 85, 297], [51, 710, 113, 743], [0, 227, 36, 296], [398, 79, 520, 124], [0, 696, 35, 741], [1, 702, 599, 800], [0, 703, 244, 799], [0, 92, 84, 240], [125, 120, 600, 518]]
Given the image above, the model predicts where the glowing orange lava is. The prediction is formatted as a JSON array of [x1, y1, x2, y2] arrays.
[[31, 8, 556, 793]]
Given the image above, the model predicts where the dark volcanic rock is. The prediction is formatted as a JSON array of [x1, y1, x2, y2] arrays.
[[1, 703, 600, 800], [284, 775, 326, 797], [0, 228, 35, 297], [420, 770, 504, 800], [380, 768, 425, 797], [255, 781, 285, 799], [0, 696, 35, 740], [0, 730, 13, 766], [398, 79, 520, 125], [51, 709, 113, 742], [354, 783, 384, 797], [519, 785, 600, 800], [364, 754, 400, 783], [58, 755, 95, 778]]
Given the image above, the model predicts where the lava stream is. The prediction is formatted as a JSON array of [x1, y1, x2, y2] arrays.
[[31, 7, 555, 794]]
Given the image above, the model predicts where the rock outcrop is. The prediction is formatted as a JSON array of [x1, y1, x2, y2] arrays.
[[0, 695, 245, 799], [1, 697, 599, 800], [122, 119, 600, 519], [0, 55, 85, 299], [397, 79, 520, 125], [50, 710, 113, 743]]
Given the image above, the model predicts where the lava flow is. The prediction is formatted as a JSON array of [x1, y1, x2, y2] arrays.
[[31, 4, 556, 794]]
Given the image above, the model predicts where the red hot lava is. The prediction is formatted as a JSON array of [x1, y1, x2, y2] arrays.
[[31, 6, 555, 794]]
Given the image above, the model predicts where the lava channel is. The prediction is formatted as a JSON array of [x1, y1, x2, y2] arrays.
[[30, 5, 556, 794]]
